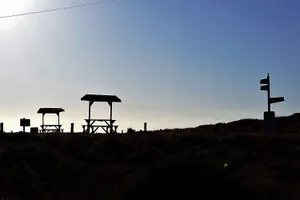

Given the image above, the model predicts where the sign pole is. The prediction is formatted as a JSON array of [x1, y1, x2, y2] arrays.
[[260, 73, 285, 134], [20, 118, 31, 133], [267, 73, 271, 112]]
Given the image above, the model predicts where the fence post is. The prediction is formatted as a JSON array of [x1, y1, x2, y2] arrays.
[[71, 123, 74, 133], [0, 123, 3, 137]]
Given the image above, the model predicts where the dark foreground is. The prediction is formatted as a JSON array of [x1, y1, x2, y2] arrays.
[[0, 132, 299, 200]]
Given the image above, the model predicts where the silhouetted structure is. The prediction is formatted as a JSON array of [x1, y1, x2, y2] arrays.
[[264, 111, 276, 133], [260, 73, 285, 134], [0, 123, 3, 136], [30, 127, 38, 134], [20, 118, 30, 133], [144, 122, 147, 132], [37, 108, 65, 133], [260, 73, 285, 112], [70, 123, 74, 133], [81, 94, 121, 134]]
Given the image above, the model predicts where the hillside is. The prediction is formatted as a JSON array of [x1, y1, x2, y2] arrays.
[[191, 113, 300, 135], [0, 113, 300, 199]]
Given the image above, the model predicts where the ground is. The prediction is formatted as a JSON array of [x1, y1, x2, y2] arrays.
[[0, 130, 300, 200]]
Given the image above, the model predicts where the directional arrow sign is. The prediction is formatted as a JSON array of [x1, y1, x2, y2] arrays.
[[260, 85, 269, 91], [270, 97, 285, 104], [260, 78, 269, 84]]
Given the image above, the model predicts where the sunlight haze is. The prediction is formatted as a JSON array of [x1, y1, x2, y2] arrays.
[[0, 0, 299, 132]]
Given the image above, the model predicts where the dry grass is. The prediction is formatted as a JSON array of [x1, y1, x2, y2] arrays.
[[0, 113, 300, 199]]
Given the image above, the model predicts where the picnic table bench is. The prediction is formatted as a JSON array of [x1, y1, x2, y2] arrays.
[[82, 119, 118, 134], [40, 125, 64, 133]]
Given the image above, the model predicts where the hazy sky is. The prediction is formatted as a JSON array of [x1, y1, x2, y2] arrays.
[[0, 0, 300, 132]]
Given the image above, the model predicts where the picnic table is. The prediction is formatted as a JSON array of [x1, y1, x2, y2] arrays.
[[81, 94, 121, 134], [37, 108, 65, 133]]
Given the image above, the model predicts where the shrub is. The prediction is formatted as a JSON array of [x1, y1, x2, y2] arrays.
[[127, 128, 136, 134]]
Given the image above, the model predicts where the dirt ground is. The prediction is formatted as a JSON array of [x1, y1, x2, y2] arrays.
[[0, 132, 299, 200]]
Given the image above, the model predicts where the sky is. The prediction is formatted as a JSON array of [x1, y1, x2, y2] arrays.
[[0, 0, 300, 132]]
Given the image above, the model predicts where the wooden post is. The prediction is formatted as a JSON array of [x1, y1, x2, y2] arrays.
[[23, 118, 25, 133], [88, 101, 93, 134], [267, 73, 271, 112], [0, 123, 3, 136], [144, 122, 147, 132], [42, 113, 45, 133], [70, 123, 74, 133], [109, 102, 113, 133], [57, 113, 60, 133]]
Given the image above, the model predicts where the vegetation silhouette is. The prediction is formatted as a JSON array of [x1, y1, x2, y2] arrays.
[[0, 113, 300, 199], [124, 160, 255, 200]]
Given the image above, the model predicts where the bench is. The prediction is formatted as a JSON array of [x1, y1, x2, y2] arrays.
[[40, 129, 64, 133], [84, 119, 116, 126], [84, 119, 116, 122], [82, 125, 118, 134]]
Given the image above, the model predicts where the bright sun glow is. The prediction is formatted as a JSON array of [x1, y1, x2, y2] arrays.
[[0, 0, 31, 30]]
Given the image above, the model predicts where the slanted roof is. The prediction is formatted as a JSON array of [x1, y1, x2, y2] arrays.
[[81, 94, 121, 103], [37, 108, 65, 114]]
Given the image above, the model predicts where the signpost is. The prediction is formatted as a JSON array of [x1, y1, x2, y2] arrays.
[[20, 118, 31, 133], [260, 74, 271, 112], [260, 73, 285, 111], [269, 97, 285, 104], [260, 73, 285, 133]]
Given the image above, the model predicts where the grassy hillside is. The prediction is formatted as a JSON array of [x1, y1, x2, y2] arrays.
[[0, 133, 300, 199], [0, 113, 300, 199]]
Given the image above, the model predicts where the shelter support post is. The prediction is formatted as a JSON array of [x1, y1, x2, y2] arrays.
[[42, 114, 45, 133], [108, 102, 113, 133], [57, 113, 60, 132], [88, 101, 94, 134]]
